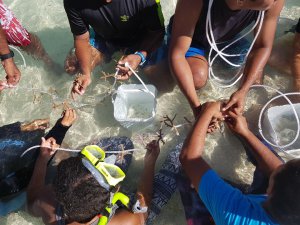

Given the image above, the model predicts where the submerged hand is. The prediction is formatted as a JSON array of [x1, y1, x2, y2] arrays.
[[223, 89, 247, 114], [71, 74, 91, 99], [144, 140, 160, 167], [116, 54, 141, 80], [61, 108, 77, 127], [225, 108, 249, 136], [2, 58, 21, 86]]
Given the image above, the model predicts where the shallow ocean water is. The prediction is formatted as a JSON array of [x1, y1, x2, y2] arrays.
[[0, 0, 300, 224]]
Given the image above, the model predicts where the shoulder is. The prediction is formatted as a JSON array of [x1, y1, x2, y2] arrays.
[[108, 208, 143, 225]]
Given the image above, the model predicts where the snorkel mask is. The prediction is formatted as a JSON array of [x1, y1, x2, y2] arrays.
[[81, 145, 126, 191], [81, 145, 129, 225]]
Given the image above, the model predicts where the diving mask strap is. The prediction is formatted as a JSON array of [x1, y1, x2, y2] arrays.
[[98, 192, 130, 225], [82, 158, 111, 191]]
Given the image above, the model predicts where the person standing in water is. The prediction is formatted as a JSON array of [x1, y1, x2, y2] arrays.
[[63, 0, 165, 99], [169, 0, 284, 117]]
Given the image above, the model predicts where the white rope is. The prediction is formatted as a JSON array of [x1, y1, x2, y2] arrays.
[[206, 0, 265, 88], [20, 145, 142, 158], [125, 62, 155, 97], [251, 85, 300, 153], [8, 45, 26, 68]]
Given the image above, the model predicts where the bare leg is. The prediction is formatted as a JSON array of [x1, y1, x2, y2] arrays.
[[20, 118, 50, 132], [186, 55, 209, 90], [20, 33, 61, 70], [64, 46, 105, 75], [268, 33, 294, 75], [143, 59, 175, 93], [292, 33, 300, 91]]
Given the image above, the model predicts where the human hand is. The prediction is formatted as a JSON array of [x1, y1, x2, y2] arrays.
[[71, 74, 91, 99], [225, 108, 249, 136], [201, 102, 225, 133], [61, 108, 77, 127], [144, 140, 160, 167], [2, 58, 21, 86], [201, 101, 223, 119], [116, 54, 141, 80], [39, 137, 59, 162], [222, 89, 247, 114]]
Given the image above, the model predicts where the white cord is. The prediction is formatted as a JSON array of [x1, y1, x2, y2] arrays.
[[206, 0, 265, 88], [251, 85, 300, 152], [125, 62, 155, 98], [8, 45, 26, 68], [20, 145, 142, 158]]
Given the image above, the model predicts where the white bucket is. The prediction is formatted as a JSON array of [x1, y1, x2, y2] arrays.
[[263, 103, 300, 157], [112, 72, 157, 129]]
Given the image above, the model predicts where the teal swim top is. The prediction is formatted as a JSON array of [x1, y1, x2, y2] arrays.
[[198, 170, 278, 225]]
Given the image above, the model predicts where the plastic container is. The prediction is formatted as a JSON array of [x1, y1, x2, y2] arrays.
[[112, 84, 157, 130], [263, 103, 300, 156]]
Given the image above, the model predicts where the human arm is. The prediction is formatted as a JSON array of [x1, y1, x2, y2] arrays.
[[26, 137, 59, 218], [225, 109, 283, 177], [179, 102, 223, 191], [71, 32, 92, 99], [224, 0, 285, 113], [169, 0, 204, 116], [110, 141, 160, 225], [63, 0, 92, 98], [292, 25, 300, 91], [26, 109, 76, 222], [116, 28, 165, 80], [0, 26, 21, 87]]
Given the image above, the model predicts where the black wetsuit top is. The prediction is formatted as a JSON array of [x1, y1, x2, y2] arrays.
[[193, 0, 259, 48], [296, 18, 300, 34], [64, 0, 164, 47], [0, 120, 70, 198]]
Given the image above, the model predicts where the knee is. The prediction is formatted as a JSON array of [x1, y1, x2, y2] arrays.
[[193, 69, 208, 89]]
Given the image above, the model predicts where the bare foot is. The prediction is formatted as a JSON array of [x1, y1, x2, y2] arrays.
[[61, 108, 77, 127], [21, 118, 50, 132]]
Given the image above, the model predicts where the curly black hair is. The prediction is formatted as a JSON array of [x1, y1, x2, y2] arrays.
[[53, 156, 110, 223], [268, 159, 300, 225]]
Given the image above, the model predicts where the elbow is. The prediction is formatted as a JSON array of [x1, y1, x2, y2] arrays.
[[179, 149, 189, 168]]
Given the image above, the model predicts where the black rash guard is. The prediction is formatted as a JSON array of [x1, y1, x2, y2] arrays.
[[296, 18, 300, 34], [193, 0, 259, 48], [64, 0, 164, 47]]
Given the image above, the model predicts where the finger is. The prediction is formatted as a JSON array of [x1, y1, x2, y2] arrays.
[[41, 137, 46, 144], [64, 108, 71, 119], [222, 99, 235, 111], [72, 109, 77, 120], [233, 107, 242, 115], [117, 74, 129, 80], [228, 110, 238, 119]]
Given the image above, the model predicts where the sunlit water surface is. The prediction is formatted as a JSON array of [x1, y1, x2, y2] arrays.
[[0, 0, 299, 224]]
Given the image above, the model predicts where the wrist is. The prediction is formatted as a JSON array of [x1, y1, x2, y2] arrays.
[[240, 129, 252, 139], [0, 50, 14, 62], [134, 51, 146, 66]]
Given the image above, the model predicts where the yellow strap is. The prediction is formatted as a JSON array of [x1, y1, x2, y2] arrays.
[[155, 0, 164, 27]]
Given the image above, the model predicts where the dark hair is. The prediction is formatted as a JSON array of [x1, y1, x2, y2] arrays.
[[53, 156, 110, 223], [268, 159, 300, 225]]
